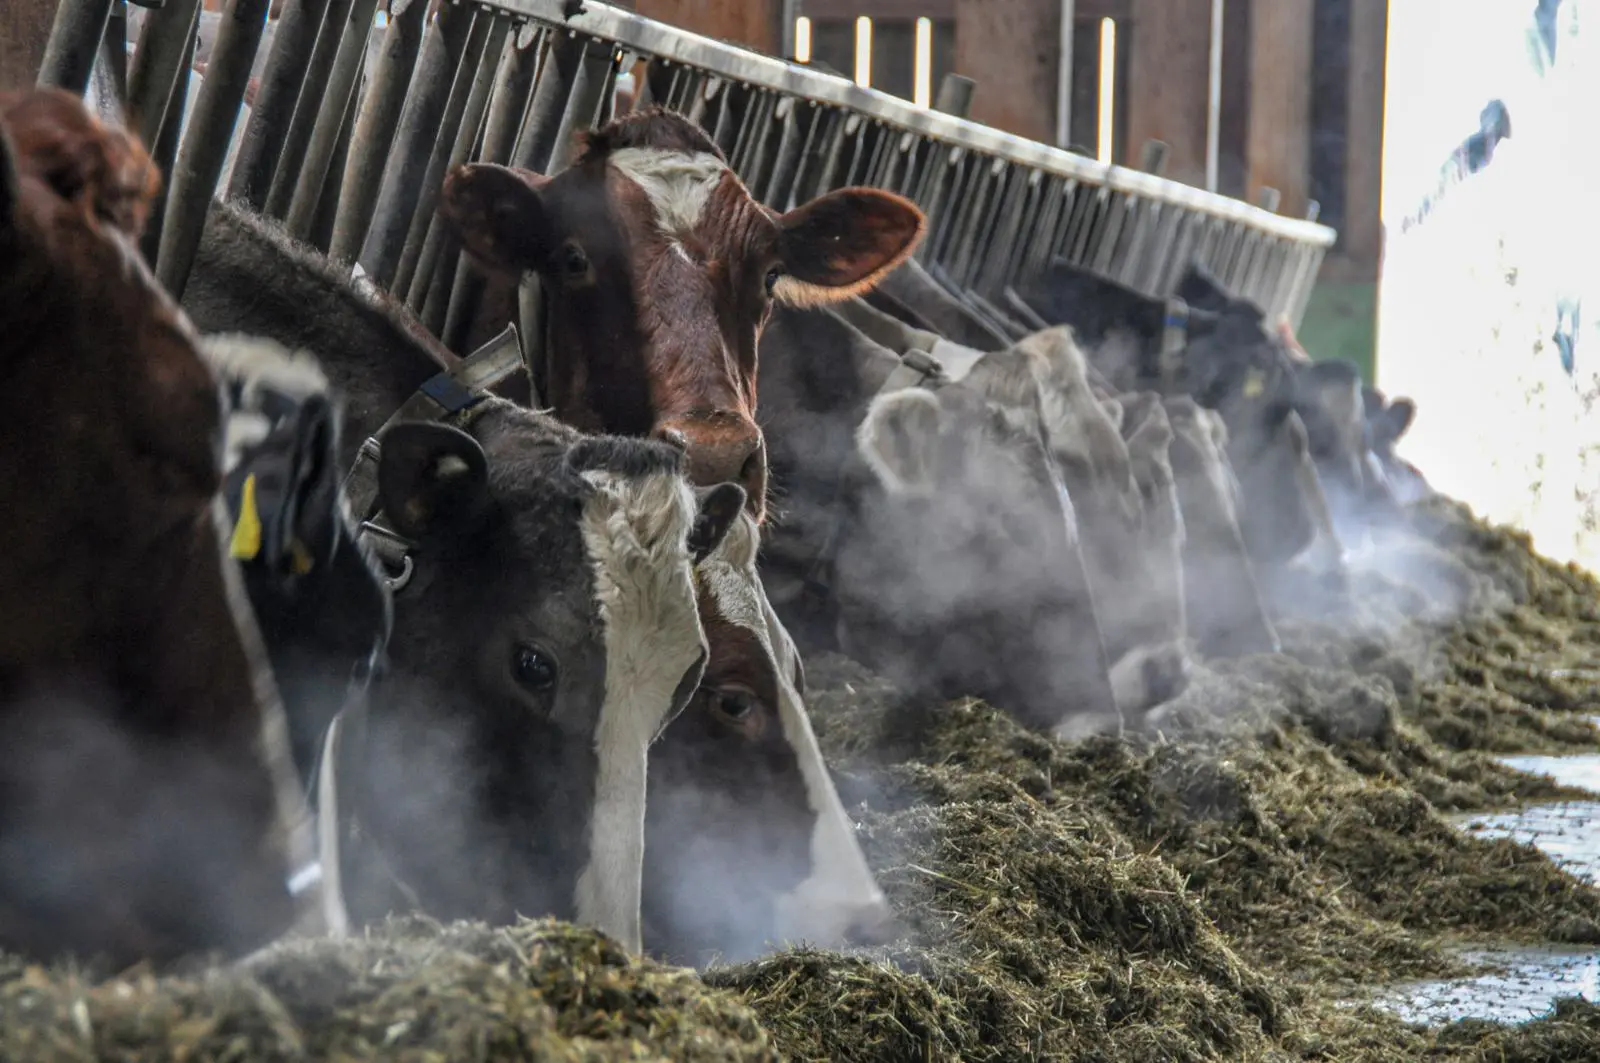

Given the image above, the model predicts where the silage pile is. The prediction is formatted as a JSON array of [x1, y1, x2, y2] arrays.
[[6, 496, 1600, 1061]]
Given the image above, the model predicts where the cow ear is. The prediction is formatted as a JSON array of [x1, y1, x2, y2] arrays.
[[689, 482, 747, 563], [438, 163, 554, 278], [857, 388, 943, 494], [377, 421, 493, 544], [1176, 260, 1230, 310], [1379, 398, 1416, 444], [772, 188, 926, 307], [281, 394, 343, 572]]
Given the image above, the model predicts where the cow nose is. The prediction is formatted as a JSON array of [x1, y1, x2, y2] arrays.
[[842, 900, 901, 948], [659, 413, 767, 519]]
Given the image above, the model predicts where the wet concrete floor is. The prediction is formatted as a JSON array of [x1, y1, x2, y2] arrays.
[[1364, 743, 1600, 1025]]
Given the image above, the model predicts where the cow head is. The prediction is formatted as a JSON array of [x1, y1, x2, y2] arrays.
[[1018, 257, 1331, 569], [438, 107, 926, 521], [352, 404, 739, 953], [644, 508, 893, 965], [1363, 386, 1432, 505], [200, 334, 393, 783], [841, 380, 1120, 736], [1161, 398, 1281, 658], [0, 88, 315, 966]]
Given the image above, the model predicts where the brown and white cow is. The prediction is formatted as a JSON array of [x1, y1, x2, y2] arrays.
[[0, 87, 319, 967], [645, 508, 893, 965], [437, 107, 927, 519]]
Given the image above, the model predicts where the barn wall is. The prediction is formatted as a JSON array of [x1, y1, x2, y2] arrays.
[[1377, 0, 1600, 572]]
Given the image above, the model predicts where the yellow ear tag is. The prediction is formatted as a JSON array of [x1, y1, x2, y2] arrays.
[[289, 539, 316, 576], [1242, 370, 1265, 399], [230, 474, 263, 561]]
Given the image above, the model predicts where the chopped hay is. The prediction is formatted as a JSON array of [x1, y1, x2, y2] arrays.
[[0, 918, 776, 1062], [7, 498, 1600, 1061]]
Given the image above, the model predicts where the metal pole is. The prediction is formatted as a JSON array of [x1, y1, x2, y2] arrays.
[[327, 0, 430, 263], [37, 0, 116, 94], [140, 25, 196, 266], [227, 0, 332, 209], [1206, 0, 1224, 192], [357, 0, 475, 287], [933, 73, 975, 119], [127, 0, 202, 149], [284, 0, 382, 240], [262, 0, 358, 219], [156, 0, 273, 301], [1056, 0, 1075, 149]]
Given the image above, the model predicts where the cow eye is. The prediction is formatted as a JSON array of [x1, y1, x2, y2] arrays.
[[764, 267, 781, 296], [711, 687, 758, 722], [512, 644, 558, 692], [561, 243, 590, 277]]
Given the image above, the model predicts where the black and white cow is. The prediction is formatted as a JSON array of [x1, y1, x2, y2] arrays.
[[323, 401, 736, 954]]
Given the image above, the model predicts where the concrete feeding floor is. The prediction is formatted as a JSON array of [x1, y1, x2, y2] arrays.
[[1364, 741, 1600, 1025]]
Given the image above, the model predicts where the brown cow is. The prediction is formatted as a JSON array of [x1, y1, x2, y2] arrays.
[[0, 87, 316, 967], [437, 107, 927, 520]]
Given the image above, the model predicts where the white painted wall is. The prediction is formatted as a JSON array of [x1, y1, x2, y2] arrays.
[[1377, 0, 1600, 572]]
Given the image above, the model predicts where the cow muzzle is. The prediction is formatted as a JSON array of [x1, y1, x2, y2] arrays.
[[656, 413, 768, 521]]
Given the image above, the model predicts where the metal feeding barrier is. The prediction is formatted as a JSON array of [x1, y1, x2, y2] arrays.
[[41, 0, 1336, 355]]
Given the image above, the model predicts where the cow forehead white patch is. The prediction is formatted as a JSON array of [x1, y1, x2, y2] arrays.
[[607, 148, 729, 244], [697, 513, 889, 949], [574, 467, 706, 954]]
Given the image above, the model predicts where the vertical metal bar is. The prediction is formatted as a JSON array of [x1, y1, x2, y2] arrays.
[[394, 8, 492, 300], [127, 0, 202, 149], [102, 1, 130, 107], [439, 23, 543, 352], [37, 0, 116, 94], [284, 0, 382, 239], [932, 73, 974, 118], [519, 35, 614, 396], [758, 97, 803, 208], [790, 106, 840, 204], [1056, 0, 1075, 148], [357, 0, 475, 288], [1206, 0, 1224, 192], [155, 0, 272, 301], [308, 61, 364, 253], [508, 30, 583, 171], [262, 0, 357, 219], [327, 0, 430, 263], [140, 27, 196, 266], [406, 16, 507, 313], [481, 25, 543, 165], [228, 0, 332, 209], [545, 38, 615, 173], [738, 92, 781, 191]]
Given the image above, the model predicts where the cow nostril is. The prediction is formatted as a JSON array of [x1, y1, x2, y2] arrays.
[[738, 448, 763, 486]]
